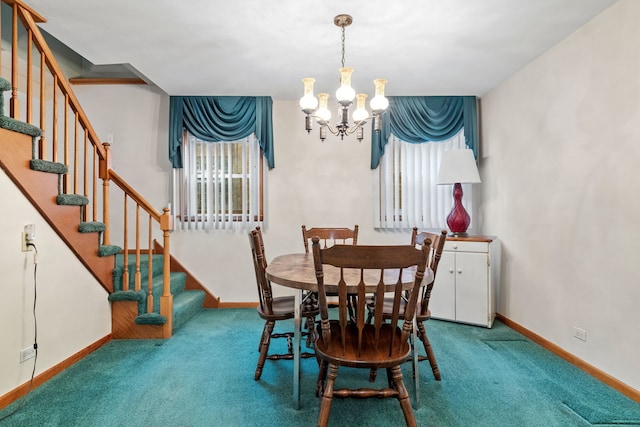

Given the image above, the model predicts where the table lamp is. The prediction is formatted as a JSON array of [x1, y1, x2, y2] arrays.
[[436, 149, 481, 236]]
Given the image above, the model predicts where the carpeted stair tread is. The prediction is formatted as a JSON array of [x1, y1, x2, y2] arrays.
[[0, 77, 10, 91], [140, 271, 187, 300], [114, 253, 164, 269], [107, 290, 146, 314], [57, 193, 89, 206], [98, 245, 122, 257], [112, 254, 165, 291], [29, 159, 68, 174], [111, 271, 186, 311], [78, 221, 107, 233], [147, 272, 188, 313], [172, 290, 206, 331], [135, 313, 167, 325], [0, 116, 42, 137]]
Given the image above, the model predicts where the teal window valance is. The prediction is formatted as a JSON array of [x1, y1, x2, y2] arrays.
[[371, 96, 478, 169], [169, 96, 274, 169]]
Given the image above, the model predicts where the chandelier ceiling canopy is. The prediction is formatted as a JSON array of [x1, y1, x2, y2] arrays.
[[299, 14, 389, 142]]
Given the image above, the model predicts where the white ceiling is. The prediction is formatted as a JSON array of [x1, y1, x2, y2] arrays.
[[26, 0, 617, 99]]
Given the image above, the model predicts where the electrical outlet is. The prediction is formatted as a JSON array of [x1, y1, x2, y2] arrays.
[[21, 224, 35, 252], [20, 346, 36, 363], [21, 232, 32, 252], [573, 327, 587, 342]]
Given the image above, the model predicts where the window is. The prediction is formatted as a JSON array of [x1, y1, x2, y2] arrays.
[[374, 130, 471, 230], [171, 132, 263, 231]]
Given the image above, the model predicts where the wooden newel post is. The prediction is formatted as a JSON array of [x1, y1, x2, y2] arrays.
[[100, 143, 112, 245], [160, 207, 173, 338]]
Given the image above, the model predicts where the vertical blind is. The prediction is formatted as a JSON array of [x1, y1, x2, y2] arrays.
[[171, 134, 261, 231], [374, 130, 470, 230]]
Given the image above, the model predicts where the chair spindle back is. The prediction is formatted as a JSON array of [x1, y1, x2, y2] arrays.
[[312, 238, 431, 358], [410, 228, 448, 317], [249, 227, 273, 315], [302, 225, 359, 253]]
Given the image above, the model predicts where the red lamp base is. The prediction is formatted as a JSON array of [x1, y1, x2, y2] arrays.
[[446, 183, 471, 236]]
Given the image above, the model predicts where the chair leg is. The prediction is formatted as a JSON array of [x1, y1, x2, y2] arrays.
[[365, 310, 373, 325], [347, 295, 357, 323], [305, 315, 316, 348], [317, 364, 338, 427], [417, 321, 441, 381], [258, 322, 268, 352], [255, 320, 274, 381], [369, 368, 378, 382], [316, 359, 328, 397], [389, 365, 417, 427]]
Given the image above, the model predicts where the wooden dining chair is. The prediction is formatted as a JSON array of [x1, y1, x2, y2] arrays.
[[302, 225, 359, 318], [367, 228, 448, 381], [301, 225, 358, 253], [311, 237, 431, 427], [409, 228, 447, 380], [248, 227, 318, 381]]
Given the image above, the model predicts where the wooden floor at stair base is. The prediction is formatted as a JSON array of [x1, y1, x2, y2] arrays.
[[111, 300, 165, 339]]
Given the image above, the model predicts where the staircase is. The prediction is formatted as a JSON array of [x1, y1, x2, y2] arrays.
[[0, 0, 216, 339], [109, 253, 206, 337]]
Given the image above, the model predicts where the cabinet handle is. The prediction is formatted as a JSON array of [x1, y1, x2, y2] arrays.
[[453, 244, 458, 250], [457, 269, 462, 274], [449, 268, 454, 274]]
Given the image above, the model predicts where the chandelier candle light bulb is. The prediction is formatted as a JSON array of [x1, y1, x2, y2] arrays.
[[336, 67, 356, 103], [370, 79, 389, 112], [315, 93, 331, 122], [352, 94, 369, 122], [300, 14, 388, 142], [300, 78, 319, 112]]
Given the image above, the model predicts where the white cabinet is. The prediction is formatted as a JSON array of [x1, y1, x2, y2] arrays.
[[429, 236, 500, 328]]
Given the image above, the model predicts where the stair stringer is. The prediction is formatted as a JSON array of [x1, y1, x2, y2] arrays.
[[0, 128, 115, 292]]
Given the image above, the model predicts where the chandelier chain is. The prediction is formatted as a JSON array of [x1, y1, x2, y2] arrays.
[[341, 26, 346, 68]]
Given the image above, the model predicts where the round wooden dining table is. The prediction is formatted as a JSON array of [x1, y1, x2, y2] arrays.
[[266, 253, 429, 293], [265, 252, 434, 410]]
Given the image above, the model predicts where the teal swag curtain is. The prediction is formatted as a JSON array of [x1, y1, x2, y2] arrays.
[[169, 96, 274, 169], [370, 96, 478, 169]]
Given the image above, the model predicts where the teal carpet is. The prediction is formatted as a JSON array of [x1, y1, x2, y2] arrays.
[[1, 309, 639, 426]]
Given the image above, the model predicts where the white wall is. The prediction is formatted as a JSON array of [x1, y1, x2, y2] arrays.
[[480, 0, 640, 391], [0, 169, 111, 398], [72, 84, 172, 210]]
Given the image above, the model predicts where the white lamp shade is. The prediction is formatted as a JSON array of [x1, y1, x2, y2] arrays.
[[437, 149, 481, 185]]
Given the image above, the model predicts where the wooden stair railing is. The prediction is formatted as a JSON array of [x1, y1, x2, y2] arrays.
[[108, 169, 174, 336], [0, 0, 179, 338]]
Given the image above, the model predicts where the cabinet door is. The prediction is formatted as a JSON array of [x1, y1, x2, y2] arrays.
[[428, 251, 456, 320], [455, 252, 489, 326]]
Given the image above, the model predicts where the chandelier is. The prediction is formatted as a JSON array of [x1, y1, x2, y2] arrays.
[[299, 14, 389, 142]]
